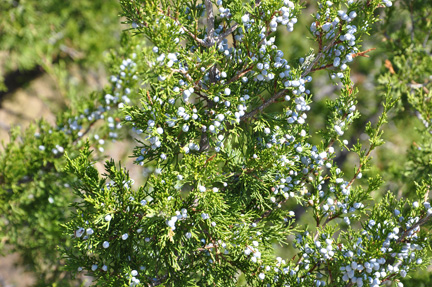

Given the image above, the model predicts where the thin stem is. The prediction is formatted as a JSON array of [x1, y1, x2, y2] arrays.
[[215, 24, 239, 45], [409, 1, 415, 43], [397, 212, 432, 243], [311, 48, 376, 72], [226, 65, 254, 85], [242, 32, 340, 121]]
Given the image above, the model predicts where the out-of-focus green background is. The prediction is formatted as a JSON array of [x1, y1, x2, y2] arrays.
[[0, 0, 431, 286]]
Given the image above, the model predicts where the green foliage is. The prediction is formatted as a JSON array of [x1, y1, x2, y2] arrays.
[[376, 0, 432, 192], [1, 0, 432, 286], [0, 0, 120, 94], [0, 31, 144, 285]]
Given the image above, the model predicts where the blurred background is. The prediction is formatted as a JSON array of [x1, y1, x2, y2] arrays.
[[0, 0, 431, 286]]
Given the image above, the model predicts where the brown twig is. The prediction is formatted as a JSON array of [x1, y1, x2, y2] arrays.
[[242, 32, 341, 122], [226, 65, 255, 85], [352, 48, 376, 58], [311, 48, 376, 72], [204, 0, 215, 46], [397, 213, 432, 244]]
